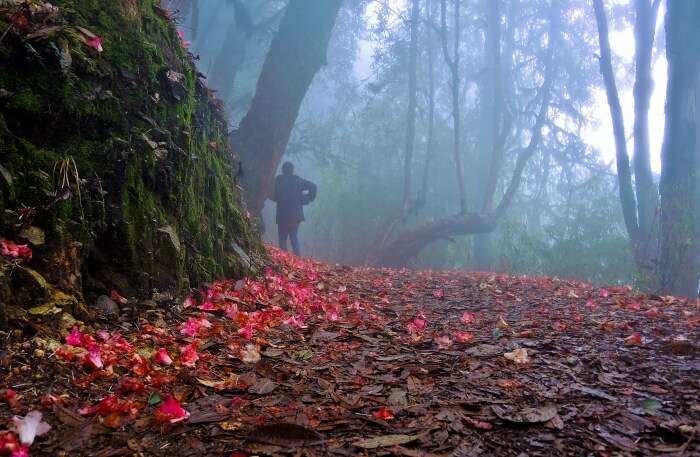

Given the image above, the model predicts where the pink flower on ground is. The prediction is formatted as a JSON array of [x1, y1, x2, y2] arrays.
[[11, 444, 30, 457], [406, 317, 427, 334], [452, 330, 475, 343], [66, 326, 83, 347], [182, 296, 197, 308], [237, 323, 254, 340], [154, 397, 189, 424], [85, 36, 103, 52], [287, 314, 308, 329], [153, 348, 173, 366], [86, 345, 104, 369], [180, 343, 199, 367], [460, 312, 476, 325], [199, 301, 216, 311], [435, 335, 453, 349], [0, 239, 32, 261], [0, 431, 21, 454]]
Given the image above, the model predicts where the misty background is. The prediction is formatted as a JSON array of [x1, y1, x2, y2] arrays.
[[171, 0, 681, 287]]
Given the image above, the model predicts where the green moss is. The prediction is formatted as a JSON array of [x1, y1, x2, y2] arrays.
[[7, 89, 43, 114], [0, 0, 263, 303]]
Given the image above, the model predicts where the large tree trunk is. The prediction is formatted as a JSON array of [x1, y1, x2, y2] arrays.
[[472, 0, 502, 271], [231, 0, 344, 215], [658, 0, 700, 297]]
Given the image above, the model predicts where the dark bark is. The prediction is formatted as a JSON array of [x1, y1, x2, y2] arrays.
[[658, 0, 700, 297], [231, 0, 344, 215], [369, 214, 497, 268]]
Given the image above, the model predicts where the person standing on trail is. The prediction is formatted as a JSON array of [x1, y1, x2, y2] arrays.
[[270, 162, 317, 256]]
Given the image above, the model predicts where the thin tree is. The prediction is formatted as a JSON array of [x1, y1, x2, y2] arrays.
[[403, 0, 420, 212], [371, 0, 560, 267], [593, 0, 661, 287], [440, 0, 467, 214]]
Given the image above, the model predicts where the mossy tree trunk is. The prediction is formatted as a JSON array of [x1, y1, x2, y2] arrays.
[[0, 0, 263, 322]]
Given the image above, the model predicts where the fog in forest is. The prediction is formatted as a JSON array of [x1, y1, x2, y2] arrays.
[[169, 0, 698, 295]]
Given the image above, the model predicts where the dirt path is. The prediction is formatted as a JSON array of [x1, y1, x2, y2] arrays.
[[1, 248, 698, 456]]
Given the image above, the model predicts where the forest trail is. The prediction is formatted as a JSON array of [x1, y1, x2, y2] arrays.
[[1, 247, 698, 456]]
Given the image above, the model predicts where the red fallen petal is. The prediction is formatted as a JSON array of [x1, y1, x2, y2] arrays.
[[65, 326, 83, 346], [460, 311, 476, 325], [237, 323, 254, 340], [199, 300, 216, 311], [0, 239, 32, 261], [182, 296, 197, 308], [517, 330, 535, 338], [406, 317, 427, 334], [180, 342, 199, 367], [1, 389, 19, 409], [464, 416, 493, 430], [626, 302, 641, 311], [130, 354, 151, 376], [86, 35, 103, 52], [644, 307, 662, 318], [119, 377, 145, 393], [180, 319, 200, 337], [372, 407, 394, 421], [435, 335, 453, 349], [452, 330, 475, 343], [110, 290, 128, 305], [86, 345, 104, 369], [0, 431, 21, 454], [11, 444, 30, 457], [552, 321, 567, 332], [432, 289, 445, 299], [624, 332, 643, 346], [153, 348, 173, 366], [154, 397, 189, 424]]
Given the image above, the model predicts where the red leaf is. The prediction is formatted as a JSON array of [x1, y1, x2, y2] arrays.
[[372, 407, 395, 421]]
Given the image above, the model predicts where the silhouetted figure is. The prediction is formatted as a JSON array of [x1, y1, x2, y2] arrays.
[[271, 162, 316, 256]]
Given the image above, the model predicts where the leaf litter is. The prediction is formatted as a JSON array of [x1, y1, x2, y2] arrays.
[[0, 246, 698, 456]]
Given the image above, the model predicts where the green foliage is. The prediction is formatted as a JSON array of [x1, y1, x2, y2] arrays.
[[0, 0, 263, 299]]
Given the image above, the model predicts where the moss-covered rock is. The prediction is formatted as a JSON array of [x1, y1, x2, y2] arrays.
[[0, 0, 264, 318]]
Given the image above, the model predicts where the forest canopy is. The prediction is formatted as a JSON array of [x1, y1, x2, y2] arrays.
[[174, 0, 698, 297]]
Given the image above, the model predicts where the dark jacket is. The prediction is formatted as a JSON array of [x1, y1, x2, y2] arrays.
[[271, 173, 317, 226]]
